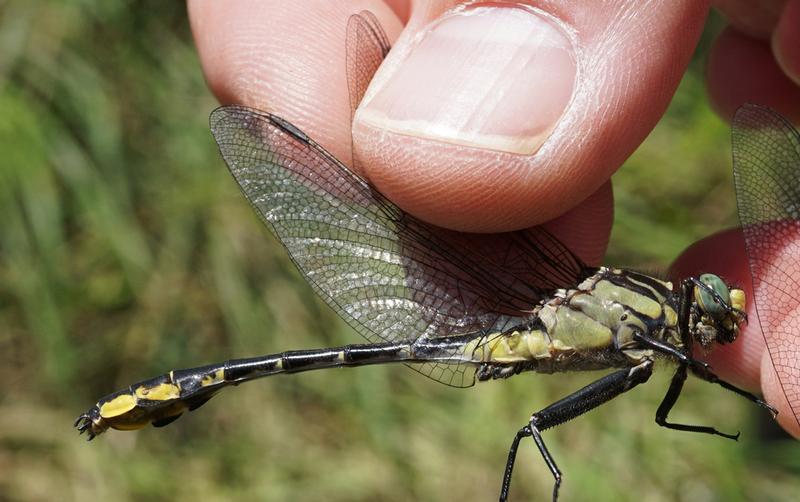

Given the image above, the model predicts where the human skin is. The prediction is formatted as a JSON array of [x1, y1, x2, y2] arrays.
[[670, 0, 800, 437], [188, 0, 800, 436]]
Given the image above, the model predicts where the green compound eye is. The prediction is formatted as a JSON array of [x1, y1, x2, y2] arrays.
[[695, 273, 731, 320]]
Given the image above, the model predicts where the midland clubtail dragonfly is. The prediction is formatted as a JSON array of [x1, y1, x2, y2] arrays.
[[75, 11, 797, 501]]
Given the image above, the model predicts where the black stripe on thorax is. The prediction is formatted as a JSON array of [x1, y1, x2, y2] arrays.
[[601, 269, 672, 305], [593, 270, 674, 336], [623, 270, 675, 299]]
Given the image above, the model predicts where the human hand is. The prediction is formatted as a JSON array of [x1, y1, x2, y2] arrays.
[[188, 0, 800, 436], [188, 0, 714, 265], [672, 1, 800, 438], [708, 0, 800, 120]]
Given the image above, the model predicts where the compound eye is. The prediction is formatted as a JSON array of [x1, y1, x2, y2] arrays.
[[694, 273, 731, 320]]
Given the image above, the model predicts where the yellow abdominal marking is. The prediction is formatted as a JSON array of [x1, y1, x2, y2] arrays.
[[525, 331, 554, 359], [201, 369, 225, 387], [481, 327, 579, 363], [134, 382, 181, 401], [485, 331, 528, 362], [98, 393, 137, 418]]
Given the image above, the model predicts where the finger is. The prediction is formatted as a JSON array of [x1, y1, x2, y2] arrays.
[[773, 0, 800, 85], [747, 221, 800, 437], [188, 0, 403, 164], [669, 229, 763, 391], [762, 349, 800, 437], [352, 0, 710, 232], [189, 0, 612, 260], [384, 0, 410, 23], [670, 228, 800, 438], [712, 0, 787, 39], [706, 26, 800, 122], [542, 180, 613, 266]]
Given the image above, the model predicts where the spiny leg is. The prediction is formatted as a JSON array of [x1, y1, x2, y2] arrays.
[[632, 331, 709, 372], [500, 360, 654, 502], [639, 330, 775, 438], [502, 426, 533, 499], [689, 364, 778, 417], [657, 279, 776, 433], [656, 363, 741, 440], [630, 329, 771, 414]]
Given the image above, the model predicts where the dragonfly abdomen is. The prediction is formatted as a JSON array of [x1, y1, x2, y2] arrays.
[[76, 337, 479, 439]]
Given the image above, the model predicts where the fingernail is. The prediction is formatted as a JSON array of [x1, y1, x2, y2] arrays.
[[358, 3, 577, 155]]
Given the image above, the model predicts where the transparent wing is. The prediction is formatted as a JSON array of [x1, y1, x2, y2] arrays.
[[346, 10, 390, 123], [732, 103, 800, 429], [209, 105, 591, 387]]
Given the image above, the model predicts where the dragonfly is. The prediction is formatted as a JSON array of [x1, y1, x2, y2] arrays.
[[75, 11, 798, 502]]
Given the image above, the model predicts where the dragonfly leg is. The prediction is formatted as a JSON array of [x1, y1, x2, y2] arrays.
[[499, 360, 653, 502], [631, 331, 710, 372], [500, 425, 538, 502], [688, 364, 778, 418], [656, 363, 741, 439]]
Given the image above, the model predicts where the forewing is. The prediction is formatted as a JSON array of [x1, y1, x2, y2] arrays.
[[210, 106, 590, 386], [732, 103, 800, 429]]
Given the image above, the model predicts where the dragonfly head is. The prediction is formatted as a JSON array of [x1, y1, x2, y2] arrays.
[[691, 273, 746, 347]]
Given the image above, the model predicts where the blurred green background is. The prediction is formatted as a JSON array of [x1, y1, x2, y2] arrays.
[[1, 2, 797, 501]]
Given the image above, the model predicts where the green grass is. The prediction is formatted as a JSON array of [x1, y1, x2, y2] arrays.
[[1, 3, 797, 501]]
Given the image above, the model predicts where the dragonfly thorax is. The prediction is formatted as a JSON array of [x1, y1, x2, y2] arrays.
[[689, 273, 746, 348]]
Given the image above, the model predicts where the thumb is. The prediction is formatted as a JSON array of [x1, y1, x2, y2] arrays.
[[353, 1, 710, 232]]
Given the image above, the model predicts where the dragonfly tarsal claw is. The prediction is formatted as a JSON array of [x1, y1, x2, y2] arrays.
[[760, 400, 779, 419], [725, 430, 742, 442]]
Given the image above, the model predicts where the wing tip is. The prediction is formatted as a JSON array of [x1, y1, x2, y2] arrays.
[[732, 103, 793, 132]]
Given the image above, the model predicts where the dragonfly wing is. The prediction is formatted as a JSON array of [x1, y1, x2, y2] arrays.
[[210, 106, 592, 386], [346, 10, 390, 122], [732, 103, 800, 429]]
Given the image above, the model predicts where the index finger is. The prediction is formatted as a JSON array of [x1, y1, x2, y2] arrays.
[[188, 0, 403, 165]]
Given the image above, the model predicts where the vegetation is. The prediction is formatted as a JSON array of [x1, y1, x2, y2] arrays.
[[1, 3, 797, 501]]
